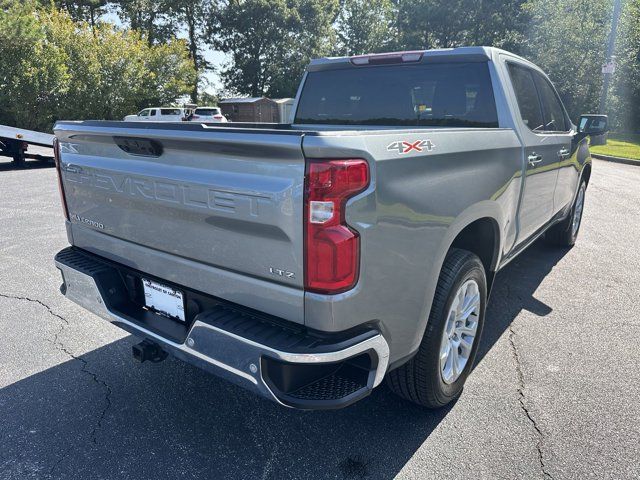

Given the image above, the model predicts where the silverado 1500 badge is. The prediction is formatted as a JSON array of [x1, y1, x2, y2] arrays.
[[72, 214, 105, 230], [387, 139, 435, 155]]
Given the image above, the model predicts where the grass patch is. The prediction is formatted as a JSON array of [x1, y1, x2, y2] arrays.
[[590, 133, 640, 161]]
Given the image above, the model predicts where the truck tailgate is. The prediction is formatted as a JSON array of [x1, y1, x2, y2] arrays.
[[54, 122, 306, 317]]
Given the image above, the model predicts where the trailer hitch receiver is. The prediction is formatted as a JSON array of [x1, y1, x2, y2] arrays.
[[132, 339, 168, 363]]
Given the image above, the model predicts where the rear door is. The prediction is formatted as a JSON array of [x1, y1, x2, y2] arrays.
[[507, 62, 560, 242], [531, 72, 575, 213]]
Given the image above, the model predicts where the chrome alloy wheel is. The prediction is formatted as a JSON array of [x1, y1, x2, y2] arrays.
[[572, 184, 586, 237], [439, 279, 481, 384]]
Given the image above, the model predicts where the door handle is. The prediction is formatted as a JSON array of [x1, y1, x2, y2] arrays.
[[558, 148, 570, 158], [528, 154, 543, 167]]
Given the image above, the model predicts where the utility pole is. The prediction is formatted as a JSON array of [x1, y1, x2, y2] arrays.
[[599, 0, 623, 114]]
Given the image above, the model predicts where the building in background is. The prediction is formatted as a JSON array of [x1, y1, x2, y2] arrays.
[[273, 98, 295, 123], [219, 97, 279, 123]]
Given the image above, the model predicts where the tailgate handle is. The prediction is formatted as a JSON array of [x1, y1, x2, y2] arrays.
[[114, 136, 163, 157]]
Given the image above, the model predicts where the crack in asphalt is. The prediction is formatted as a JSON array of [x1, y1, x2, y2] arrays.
[[508, 323, 553, 480], [0, 293, 113, 473]]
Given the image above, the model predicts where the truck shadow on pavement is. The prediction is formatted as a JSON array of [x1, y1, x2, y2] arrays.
[[0, 159, 53, 171], [0, 241, 568, 480]]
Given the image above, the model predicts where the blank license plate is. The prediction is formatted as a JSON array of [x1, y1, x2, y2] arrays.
[[142, 279, 185, 322]]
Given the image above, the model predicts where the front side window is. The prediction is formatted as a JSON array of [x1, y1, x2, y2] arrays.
[[508, 64, 544, 132], [138, 109, 149, 117], [533, 73, 569, 132], [295, 62, 498, 127]]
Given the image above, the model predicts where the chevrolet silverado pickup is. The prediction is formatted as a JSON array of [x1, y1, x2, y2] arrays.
[[53, 47, 608, 410]]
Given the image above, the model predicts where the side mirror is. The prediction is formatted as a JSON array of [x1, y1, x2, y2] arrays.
[[578, 114, 609, 146]]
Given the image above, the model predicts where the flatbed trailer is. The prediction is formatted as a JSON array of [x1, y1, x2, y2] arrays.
[[0, 125, 55, 166]]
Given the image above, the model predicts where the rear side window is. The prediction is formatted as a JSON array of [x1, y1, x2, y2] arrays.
[[508, 64, 544, 132], [295, 62, 498, 127], [160, 108, 181, 115], [533, 73, 568, 132]]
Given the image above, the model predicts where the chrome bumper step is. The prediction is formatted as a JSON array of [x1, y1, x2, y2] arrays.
[[54, 247, 389, 409]]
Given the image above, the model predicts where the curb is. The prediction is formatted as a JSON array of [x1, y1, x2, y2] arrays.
[[591, 153, 639, 166]]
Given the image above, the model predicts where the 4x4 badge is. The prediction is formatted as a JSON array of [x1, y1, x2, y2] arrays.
[[387, 139, 435, 155]]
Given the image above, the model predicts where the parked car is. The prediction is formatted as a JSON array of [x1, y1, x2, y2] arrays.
[[53, 47, 608, 410], [123, 107, 185, 122], [188, 107, 228, 123]]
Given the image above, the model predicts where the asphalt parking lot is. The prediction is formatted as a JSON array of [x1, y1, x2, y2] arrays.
[[1, 150, 639, 480]]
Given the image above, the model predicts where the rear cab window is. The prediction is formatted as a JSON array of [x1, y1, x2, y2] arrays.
[[294, 62, 498, 127]]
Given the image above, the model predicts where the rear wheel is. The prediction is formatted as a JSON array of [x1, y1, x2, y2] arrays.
[[546, 180, 586, 247], [387, 248, 487, 408]]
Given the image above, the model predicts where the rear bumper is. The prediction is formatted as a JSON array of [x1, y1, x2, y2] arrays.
[[54, 247, 389, 409]]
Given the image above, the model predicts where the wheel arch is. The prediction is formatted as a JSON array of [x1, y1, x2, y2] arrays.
[[450, 217, 501, 280], [395, 205, 505, 369], [442, 201, 505, 288]]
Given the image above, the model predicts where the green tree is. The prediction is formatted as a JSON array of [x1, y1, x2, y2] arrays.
[[0, 0, 70, 130], [168, 0, 211, 102], [0, 0, 195, 131], [51, 11, 195, 120], [210, 0, 339, 98], [335, 0, 395, 55], [395, 0, 527, 52], [523, 0, 612, 122], [113, 0, 174, 44], [199, 90, 219, 106], [611, 0, 640, 131], [42, 0, 108, 29]]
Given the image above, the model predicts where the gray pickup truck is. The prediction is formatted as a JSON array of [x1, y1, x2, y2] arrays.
[[53, 47, 608, 410]]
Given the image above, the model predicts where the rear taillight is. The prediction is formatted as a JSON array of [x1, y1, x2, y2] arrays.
[[214, 115, 223, 119], [192, 115, 200, 119], [304, 159, 369, 294], [53, 137, 69, 220]]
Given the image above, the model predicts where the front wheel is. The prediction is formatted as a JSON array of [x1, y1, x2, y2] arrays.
[[387, 248, 487, 408], [546, 180, 586, 247]]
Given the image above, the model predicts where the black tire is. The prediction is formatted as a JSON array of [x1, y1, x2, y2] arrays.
[[387, 248, 487, 408], [545, 180, 587, 247]]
